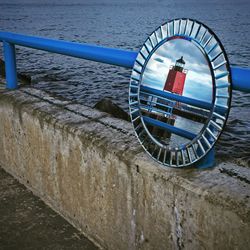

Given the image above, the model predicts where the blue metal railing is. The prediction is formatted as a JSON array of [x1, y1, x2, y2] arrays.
[[0, 31, 136, 89], [0, 31, 250, 92], [0, 31, 249, 168]]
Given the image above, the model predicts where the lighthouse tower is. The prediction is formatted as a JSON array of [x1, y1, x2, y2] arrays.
[[164, 56, 187, 95]]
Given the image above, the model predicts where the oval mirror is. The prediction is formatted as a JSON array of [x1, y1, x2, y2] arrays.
[[129, 19, 232, 167]]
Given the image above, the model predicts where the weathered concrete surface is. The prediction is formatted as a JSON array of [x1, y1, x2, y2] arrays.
[[0, 166, 99, 250], [0, 87, 249, 250]]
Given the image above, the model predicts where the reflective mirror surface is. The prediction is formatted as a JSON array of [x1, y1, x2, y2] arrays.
[[129, 19, 232, 167]]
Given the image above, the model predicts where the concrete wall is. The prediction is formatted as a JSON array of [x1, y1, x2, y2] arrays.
[[0, 87, 249, 250]]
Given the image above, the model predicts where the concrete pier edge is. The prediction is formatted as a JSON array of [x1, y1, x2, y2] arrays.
[[0, 86, 249, 249]]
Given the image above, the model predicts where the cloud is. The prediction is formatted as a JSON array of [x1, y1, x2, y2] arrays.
[[154, 57, 164, 63]]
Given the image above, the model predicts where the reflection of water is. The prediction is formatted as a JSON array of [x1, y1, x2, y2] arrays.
[[169, 116, 203, 148], [0, 0, 249, 167]]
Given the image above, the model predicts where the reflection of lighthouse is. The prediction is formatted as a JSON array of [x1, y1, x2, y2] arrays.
[[164, 56, 187, 95]]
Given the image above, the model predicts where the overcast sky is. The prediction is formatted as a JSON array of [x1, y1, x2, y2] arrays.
[[141, 38, 213, 103]]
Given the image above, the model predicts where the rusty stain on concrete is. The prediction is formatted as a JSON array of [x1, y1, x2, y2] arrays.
[[0, 87, 249, 250]]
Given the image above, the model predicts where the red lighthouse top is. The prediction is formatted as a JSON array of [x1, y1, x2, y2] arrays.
[[163, 56, 187, 96], [174, 56, 185, 72]]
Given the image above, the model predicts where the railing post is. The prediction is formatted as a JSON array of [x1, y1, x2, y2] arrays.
[[3, 41, 17, 89], [195, 148, 215, 169]]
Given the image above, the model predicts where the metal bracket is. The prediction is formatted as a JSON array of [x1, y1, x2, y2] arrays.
[[195, 148, 215, 169]]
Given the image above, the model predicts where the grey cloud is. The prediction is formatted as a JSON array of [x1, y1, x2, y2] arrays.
[[154, 57, 164, 63]]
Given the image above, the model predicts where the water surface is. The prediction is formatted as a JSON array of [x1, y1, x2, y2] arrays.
[[0, 0, 249, 167]]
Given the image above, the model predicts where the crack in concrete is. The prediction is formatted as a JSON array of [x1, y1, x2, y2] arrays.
[[219, 167, 250, 185]]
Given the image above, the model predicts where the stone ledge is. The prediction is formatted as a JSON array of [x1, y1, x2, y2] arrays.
[[0, 87, 249, 250]]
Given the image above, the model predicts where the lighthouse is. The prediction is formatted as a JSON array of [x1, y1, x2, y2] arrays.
[[163, 56, 187, 95]]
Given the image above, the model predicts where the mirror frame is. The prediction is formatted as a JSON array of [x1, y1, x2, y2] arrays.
[[129, 18, 232, 168]]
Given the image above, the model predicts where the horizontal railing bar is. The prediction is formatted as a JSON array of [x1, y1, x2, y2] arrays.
[[141, 85, 212, 110], [143, 116, 196, 140], [0, 31, 137, 68], [0, 31, 249, 93], [231, 67, 250, 92], [140, 104, 172, 117], [141, 86, 228, 114]]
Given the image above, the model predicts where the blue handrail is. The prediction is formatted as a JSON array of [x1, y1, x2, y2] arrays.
[[0, 31, 249, 92]]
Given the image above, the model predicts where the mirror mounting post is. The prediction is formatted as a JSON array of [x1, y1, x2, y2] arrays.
[[195, 148, 215, 168]]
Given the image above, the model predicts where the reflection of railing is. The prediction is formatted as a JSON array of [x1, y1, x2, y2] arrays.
[[141, 85, 226, 113], [0, 31, 250, 93], [143, 116, 196, 140], [140, 87, 210, 124], [134, 87, 208, 144], [132, 89, 223, 151], [140, 93, 175, 117]]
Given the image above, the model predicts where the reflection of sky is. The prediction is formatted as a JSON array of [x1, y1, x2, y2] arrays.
[[141, 39, 213, 102]]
